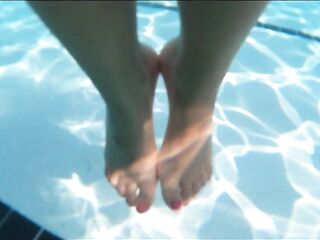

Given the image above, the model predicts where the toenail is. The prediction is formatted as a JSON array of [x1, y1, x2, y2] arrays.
[[136, 202, 149, 214], [170, 200, 182, 210]]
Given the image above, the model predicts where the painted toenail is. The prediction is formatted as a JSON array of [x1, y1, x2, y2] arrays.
[[170, 200, 182, 210], [136, 202, 149, 214]]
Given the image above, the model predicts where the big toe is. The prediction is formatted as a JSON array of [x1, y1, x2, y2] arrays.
[[135, 179, 157, 214], [161, 181, 183, 211]]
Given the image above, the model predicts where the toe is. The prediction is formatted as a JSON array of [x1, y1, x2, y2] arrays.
[[125, 183, 138, 207], [106, 170, 120, 187], [200, 169, 211, 187], [191, 179, 202, 197], [180, 181, 193, 201], [206, 167, 212, 182], [116, 182, 126, 197], [161, 182, 183, 211], [135, 180, 156, 214]]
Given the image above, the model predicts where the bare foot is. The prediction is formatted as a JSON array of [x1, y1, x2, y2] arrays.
[[157, 38, 214, 210], [105, 43, 159, 213]]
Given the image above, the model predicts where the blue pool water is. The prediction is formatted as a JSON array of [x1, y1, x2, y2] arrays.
[[0, 1, 320, 239]]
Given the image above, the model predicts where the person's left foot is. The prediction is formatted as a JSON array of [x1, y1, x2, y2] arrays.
[[156, 38, 214, 211], [104, 43, 159, 213]]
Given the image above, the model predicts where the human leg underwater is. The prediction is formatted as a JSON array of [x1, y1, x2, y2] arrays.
[[29, 1, 160, 213], [157, 1, 268, 209]]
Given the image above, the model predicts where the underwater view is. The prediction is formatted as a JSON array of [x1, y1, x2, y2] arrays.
[[0, 1, 320, 239]]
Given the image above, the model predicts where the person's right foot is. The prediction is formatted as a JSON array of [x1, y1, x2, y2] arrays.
[[105, 43, 159, 213], [157, 38, 216, 210]]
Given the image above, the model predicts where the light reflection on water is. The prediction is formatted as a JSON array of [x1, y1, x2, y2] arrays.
[[0, 1, 319, 239]]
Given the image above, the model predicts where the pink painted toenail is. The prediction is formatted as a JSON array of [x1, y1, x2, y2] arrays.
[[136, 202, 149, 214], [170, 200, 182, 210]]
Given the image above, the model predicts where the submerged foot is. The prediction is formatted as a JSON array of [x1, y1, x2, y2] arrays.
[[104, 43, 159, 213], [157, 38, 215, 210]]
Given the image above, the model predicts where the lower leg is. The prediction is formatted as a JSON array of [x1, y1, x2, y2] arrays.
[[29, 1, 159, 213], [158, 1, 268, 209], [29, 1, 144, 105], [176, 1, 268, 108]]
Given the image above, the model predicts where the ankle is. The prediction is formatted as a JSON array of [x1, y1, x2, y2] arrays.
[[169, 70, 218, 112], [169, 56, 222, 111]]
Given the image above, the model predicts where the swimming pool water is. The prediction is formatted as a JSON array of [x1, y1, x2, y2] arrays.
[[0, 1, 320, 239]]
